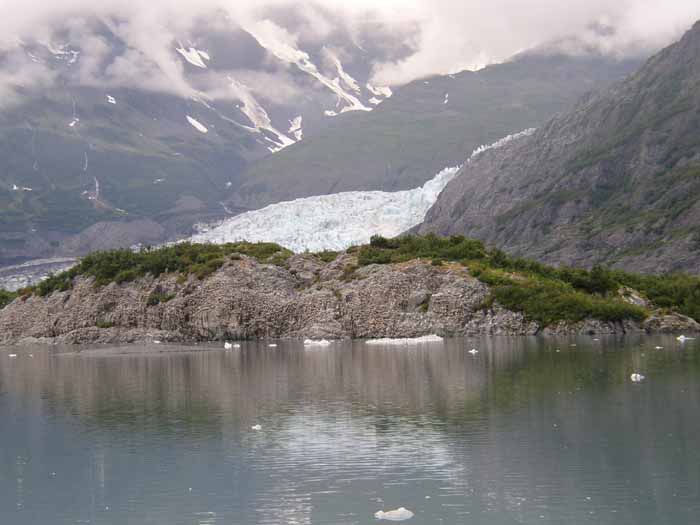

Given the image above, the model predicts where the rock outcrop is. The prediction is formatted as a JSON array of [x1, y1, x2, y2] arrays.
[[417, 20, 700, 273], [1, 254, 698, 345]]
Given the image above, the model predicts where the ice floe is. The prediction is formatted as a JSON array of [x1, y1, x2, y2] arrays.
[[366, 335, 444, 346], [304, 339, 332, 347], [374, 507, 414, 521]]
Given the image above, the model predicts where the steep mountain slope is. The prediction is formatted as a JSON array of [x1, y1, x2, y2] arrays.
[[0, 14, 398, 264], [230, 53, 641, 209], [418, 21, 700, 274]]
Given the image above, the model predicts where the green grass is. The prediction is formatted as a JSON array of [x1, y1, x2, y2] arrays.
[[9, 234, 700, 329], [358, 235, 699, 326], [0, 289, 17, 310], [32, 242, 292, 297]]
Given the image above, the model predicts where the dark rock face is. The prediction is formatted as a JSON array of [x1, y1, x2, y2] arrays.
[[1, 254, 698, 346], [418, 21, 700, 274]]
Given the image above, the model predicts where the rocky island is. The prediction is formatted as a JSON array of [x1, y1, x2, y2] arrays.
[[1, 235, 698, 346]]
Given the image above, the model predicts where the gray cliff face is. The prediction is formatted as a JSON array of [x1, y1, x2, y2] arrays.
[[1, 254, 697, 346], [418, 21, 700, 273]]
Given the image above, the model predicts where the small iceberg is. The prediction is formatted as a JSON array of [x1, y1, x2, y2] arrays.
[[366, 335, 444, 346], [374, 507, 414, 521], [304, 339, 332, 347], [630, 373, 645, 383], [268, 344, 278, 348], [251, 424, 262, 431], [8, 354, 17, 358], [468, 348, 479, 355]]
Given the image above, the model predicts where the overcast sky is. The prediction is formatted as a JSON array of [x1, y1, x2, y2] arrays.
[[0, 0, 699, 100]]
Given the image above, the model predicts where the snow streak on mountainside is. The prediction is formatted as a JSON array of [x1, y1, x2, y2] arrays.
[[191, 166, 460, 252], [190, 129, 537, 252]]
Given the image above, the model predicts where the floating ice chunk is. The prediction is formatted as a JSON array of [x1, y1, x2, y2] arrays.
[[68, 118, 79, 127], [324, 110, 338, 117], [655, 346, 664, 350], [268, 344, 278, 348], [374, 507, 414, 521], [630, 373, 645, 383], [106, 95, 116, 104], [251, 424, 262, 431], [366, 335, 443, 346], [8, 354, 18, 358], [304, 339, 332, 347], [468, 348, 478, 355], [186, 115, 208, 133], [677, 335, 695, 342], [224, 342, 233, 350], [443, 93, 449, 104]]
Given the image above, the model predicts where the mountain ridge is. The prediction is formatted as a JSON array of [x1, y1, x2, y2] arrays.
[[417, 19, 700, 273]]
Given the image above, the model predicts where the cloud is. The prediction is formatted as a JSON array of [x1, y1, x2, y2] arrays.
[[0, 0, 698, 105]]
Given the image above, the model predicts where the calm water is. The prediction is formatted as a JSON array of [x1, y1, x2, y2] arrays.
[[1, 336, 699, 524]]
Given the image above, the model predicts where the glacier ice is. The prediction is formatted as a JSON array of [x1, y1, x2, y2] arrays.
[[190, 128, 537, 253], [191, 166, 460, 253]]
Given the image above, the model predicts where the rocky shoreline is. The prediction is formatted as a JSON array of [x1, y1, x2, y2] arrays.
[[1, 253, 698, 346]]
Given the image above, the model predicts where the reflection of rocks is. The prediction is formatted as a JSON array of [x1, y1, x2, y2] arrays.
[[0, 254, 698, 345]]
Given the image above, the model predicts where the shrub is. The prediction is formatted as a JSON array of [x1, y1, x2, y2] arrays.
[[95, 320, 114, 329], [27, 242, 293, 297], [147, 290, 176, 306], [0, 289, 17, 310]]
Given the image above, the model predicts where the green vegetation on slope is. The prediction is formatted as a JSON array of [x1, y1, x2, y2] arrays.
[[6, 235, 699, 329], [0, 289, 17, 310], [359, 235, 700, 325], [32, 242, 292, 297]]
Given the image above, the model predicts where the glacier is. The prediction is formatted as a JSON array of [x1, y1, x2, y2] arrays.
[[190, 128, 536, 253], [190, 166, 460, 253]]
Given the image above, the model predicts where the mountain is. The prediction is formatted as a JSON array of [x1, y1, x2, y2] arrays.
[[417, 21, 700, 274], [0, 13, 399, 264], [229, 52, 641, 210]]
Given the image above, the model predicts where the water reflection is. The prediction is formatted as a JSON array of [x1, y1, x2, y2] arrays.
[[1, 336, 699, 524]]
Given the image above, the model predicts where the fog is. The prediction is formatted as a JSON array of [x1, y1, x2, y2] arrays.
[[0, 0, 698, 102]]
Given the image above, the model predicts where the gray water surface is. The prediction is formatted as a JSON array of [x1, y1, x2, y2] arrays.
[[1, 336, 699, 524]]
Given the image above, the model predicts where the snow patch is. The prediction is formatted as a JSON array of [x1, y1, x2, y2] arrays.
[[369, 97, 382, 105], [469, 128, 536, 160], [186, 115, 208, 133], [176, 44, 210, 69], [366, 335, 444, 346], [228, 77, 295, 151], [326, 50, 361, 94], [248, 22, 370, 115], [190, 166, 460, 253], [288, 116, 303, 141], [367, 84, 393, 98]]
